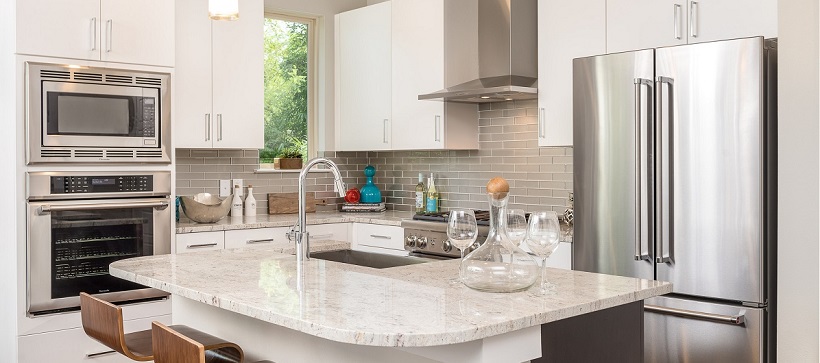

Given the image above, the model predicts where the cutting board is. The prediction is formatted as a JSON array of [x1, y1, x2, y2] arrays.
[[267, 193, 326, 214]]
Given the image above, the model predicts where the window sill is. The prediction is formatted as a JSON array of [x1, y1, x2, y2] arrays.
[[254, 168, 332, 174]]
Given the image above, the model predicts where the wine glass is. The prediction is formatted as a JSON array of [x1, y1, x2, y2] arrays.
[[504, 209, 527, 246], [525, 211, 561, 293], [447, 210, 478, 284]]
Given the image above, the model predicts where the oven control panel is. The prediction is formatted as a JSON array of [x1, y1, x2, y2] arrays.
[[50, 175, 153, 194]]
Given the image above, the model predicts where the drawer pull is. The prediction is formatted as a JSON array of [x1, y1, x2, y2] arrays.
[[369, 234, 391, 239], [645, 304, 746, 325], [247, 239, 274, 244], [186, 242, 218, 249], [311, 234, 333, 240], [87, 350, 117, 358]]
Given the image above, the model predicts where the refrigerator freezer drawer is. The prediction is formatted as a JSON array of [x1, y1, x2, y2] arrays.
[[644, 296, 765, 363]]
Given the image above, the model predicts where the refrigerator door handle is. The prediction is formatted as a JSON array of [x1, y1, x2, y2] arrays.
[[656, 76, 675, 264], [645, 304, 746, 326], [634, 78, 653, 261]]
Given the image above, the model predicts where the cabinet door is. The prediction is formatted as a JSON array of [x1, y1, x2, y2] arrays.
[[224, 227, 291, 249], [306, 223, 350, 242], [353, 223, 405, 252], [212, 0, 264, 149], [174, 0, 215, 148], [336, 2, 393, 151], [538, 0, 606, 147], [16, 0, 101, 61], [100, 0, 174, 67], [175, 231, 225, 253], [390, 0, 445, 150], [607, 0, 688, 53], [686, 0, 777, 44]]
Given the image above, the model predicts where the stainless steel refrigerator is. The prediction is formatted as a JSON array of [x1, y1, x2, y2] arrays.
[[573, 36, 776, 362]]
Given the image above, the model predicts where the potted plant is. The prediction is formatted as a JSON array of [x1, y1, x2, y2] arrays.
[[277, 145, 303, 169]]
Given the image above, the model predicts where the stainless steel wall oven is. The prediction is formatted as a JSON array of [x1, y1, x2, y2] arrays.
[[27, 171, 172, 315], [26, 62, 171, 164]]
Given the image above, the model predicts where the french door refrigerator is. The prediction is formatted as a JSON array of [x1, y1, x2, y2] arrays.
[[573, 37, 776, 363]]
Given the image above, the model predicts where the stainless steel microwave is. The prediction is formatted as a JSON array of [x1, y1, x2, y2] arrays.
[[26, 62, 171, 164]]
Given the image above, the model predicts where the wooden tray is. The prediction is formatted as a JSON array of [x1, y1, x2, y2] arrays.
[[267, 193, 326, 214]]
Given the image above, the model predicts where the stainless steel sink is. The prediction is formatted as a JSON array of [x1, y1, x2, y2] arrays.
[[310, 249, 436, 269]]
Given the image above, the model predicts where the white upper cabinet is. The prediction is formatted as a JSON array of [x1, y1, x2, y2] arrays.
[[537, 0, 606, 147], [335, 0, 478, 152], [607, 0, 777, 53], [336, 2, 393, 151], [175, 0, 264, 149], [16, 0, 174, 67]]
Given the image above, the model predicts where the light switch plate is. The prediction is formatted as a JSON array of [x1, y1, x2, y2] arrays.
[[219, 180, 231, 197], [232, 179, 244, 197]]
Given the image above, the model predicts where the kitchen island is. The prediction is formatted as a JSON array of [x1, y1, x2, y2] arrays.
[[111, 243, 671, 362]]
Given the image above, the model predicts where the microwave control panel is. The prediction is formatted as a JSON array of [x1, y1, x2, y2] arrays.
[[50, 175, 153, 194]]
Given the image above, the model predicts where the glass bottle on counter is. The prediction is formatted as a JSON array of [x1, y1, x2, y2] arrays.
[[231, 185, 243, 217], [461, 193, 539, 293], [415, 173, 427, 214], [244, 185, 257, 217], [426, 173, 439, 213]]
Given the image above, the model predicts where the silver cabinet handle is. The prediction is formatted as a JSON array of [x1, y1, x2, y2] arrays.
[[89, 18, 97, 51], [673, 4, 682, 40], [370, 234, 391, 239], [247, 239, 274, 244], [633, 78, 653, 262], [645, 305, 746, 325], [86, 350, 117, 358], [539, 107, 546, 138], [383, 119, 389, 143], [39, 201, 169, 215], [217, 114, 223, 141], [689, 1, 698, 38], [434, 115, 441, 142], [655, 76, 675, 264], [205, 114, 211, 141], [311, 234, 333, 240], [186, 242, 218, 249], [105, 19, 113, 52]]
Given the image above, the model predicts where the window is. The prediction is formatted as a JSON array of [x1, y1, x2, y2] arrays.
[[260, 14, 316, 168]]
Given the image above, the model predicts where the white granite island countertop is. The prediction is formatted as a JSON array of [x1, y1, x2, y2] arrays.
[[110, 244, 671, 349], [176, 210, 410, 234]]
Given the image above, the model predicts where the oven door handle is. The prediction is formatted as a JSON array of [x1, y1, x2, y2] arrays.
[[38, 201, 170, 215]]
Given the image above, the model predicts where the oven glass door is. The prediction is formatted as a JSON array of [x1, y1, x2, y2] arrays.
[[41, 81, 160, 148], [28, 198, 171, 314]]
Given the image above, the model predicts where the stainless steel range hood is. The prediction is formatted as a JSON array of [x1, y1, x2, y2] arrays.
[[419, 0, 538, 103]]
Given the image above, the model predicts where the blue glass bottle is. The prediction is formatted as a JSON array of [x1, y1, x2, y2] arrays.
[[359, 165, 382, 204]]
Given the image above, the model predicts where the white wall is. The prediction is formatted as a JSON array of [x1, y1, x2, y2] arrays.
[[0, 0, 17, 359], [777, 0, 820, 361], [263, 0, 368, 152]]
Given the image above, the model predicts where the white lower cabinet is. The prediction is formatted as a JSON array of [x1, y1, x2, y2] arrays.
[[544, 242, 572, 270], [306, 223, 350, 242], [351, 223, 406, 255], [18, 315, 171, 363], [175, 231, 225, 253], [224, 227, 291, 250]]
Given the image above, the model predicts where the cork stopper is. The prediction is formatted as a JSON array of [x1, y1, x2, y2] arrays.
[[486, 177, 510, 199]]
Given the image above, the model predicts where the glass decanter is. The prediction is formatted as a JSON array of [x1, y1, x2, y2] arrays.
[[461, 193, 539, 292]]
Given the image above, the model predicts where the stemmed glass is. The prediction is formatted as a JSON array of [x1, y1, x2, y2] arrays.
[[525, 211, 561, 293], [447, 210, 478, 284], [504, 209, 528, 246]]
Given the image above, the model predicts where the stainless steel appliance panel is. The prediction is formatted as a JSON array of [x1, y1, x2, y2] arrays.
[[644, 296, 764, 362], [654, 37, 766, 303], [573, 49, 655, 281]]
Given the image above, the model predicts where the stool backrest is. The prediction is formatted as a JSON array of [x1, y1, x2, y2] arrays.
[[151, 321, 206, 363], [79, 292, 150, 361]]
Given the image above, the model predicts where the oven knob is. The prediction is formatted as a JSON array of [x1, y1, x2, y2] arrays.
[[405, 235, 417, 248], [442, 240, 453, 252], [417, 237, 428, 249]]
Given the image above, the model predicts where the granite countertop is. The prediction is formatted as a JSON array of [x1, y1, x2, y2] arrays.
[[110, 243, 671, 348], [176, 211, 410, 234]]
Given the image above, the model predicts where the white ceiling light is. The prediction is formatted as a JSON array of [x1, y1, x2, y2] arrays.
[[209, 0, 239, 20]]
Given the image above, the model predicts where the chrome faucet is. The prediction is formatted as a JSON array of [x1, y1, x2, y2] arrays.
[[291, 157, 346, 265]]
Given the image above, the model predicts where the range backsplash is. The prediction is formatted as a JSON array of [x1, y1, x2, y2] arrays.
[[176, 100, 573, 214]]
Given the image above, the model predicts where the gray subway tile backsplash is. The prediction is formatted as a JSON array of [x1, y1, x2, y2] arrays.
[[176, 102, 573, 214]]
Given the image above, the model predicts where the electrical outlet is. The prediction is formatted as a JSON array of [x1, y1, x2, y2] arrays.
[[219, 180, 231, 197], [232, 179, 244, 197]]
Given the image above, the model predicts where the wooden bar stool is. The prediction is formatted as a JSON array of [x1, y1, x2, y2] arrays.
[[152, 322, 274, 363], [80, 292, 245, 362]]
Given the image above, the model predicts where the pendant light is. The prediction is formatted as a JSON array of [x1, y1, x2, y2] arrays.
[[209, 0, 239, 20]]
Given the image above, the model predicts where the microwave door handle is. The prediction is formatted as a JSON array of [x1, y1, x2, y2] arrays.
[[38, 201, 169, 215]]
